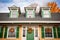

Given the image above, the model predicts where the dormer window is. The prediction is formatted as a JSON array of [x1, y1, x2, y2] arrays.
[[8, 5, 21, 18], [25, 7, 36, 18], [41, 7, 51, 18]]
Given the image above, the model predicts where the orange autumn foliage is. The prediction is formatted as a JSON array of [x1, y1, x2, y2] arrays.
[[52, 2, 57, 7], [48, 2, 60, 13], [48, 2, 52, 7], [58, 9, 60, 13], [48, 2, 57, 8], [54, 7, 59, 13], [50, 8, 55, 13]]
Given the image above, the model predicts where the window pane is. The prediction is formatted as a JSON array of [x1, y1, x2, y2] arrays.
[[35, 29, 38, 37], [23, 27, 26, 37], [43, 15, 50, 18], [45, 33, 52, 37], [23, 30, 25, 37], [43, 10, 50, 14], [45, 28, 52, 37]]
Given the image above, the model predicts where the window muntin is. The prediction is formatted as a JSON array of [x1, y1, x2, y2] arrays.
[[44, 27, 53, 38], [35, 29, 38, 37], [45, 28, 52, 37]]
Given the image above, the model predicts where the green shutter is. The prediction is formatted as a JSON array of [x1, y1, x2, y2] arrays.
[[53, 27, 57, 38], [16, 27, 19, 38], [0, 27, 3, 38], [4, 27, 8, 38], [57, 27, 60, 38], [41, 27, 44, 38]]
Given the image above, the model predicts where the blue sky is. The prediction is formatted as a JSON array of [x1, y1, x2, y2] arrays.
[[0, 0, 12, 3], [0, 0, 60, 13], [55, 0, 60, 7]]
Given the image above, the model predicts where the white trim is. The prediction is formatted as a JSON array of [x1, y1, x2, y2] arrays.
[[44, 26, 54, 39], [0, 21, 60, 23], [0, 11, 10, 13], [22, 26, 27, 40]]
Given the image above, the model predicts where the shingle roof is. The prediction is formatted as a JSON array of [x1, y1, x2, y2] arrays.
[[0, 13, 60, 23]]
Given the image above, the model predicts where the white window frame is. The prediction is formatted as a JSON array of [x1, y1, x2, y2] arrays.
[[7, 26, 17, 38], [10, 9, 19, 18], [41, 8, 51, 18], [26, 9, 35, 18], [44, 26, 54, 39]]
